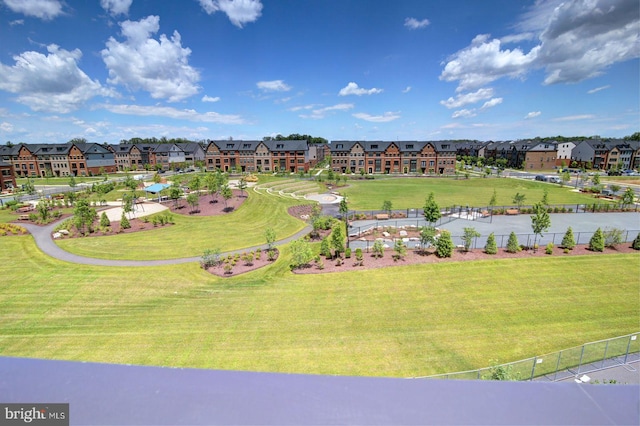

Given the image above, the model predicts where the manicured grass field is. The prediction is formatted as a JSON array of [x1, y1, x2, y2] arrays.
[[0, 235, 637, 377], [56, 190, 309, 260], [341, 177, 604, 210]]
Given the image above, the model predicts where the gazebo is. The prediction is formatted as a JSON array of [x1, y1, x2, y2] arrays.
[[144, 183, 171, 202]]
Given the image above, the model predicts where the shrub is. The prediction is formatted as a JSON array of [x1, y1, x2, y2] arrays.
[[545, 243, 554, 255], [603, 228, 624, 249], [564, 248, 570, 254], [435, 230, 454, 258], [120, 212, 131, 229], [589, 228, 605, 252], [393, 240, 407, 261], [484, 232, 498, 255], [506, 232, 521, 253], [561, 227, 576, 250], [372, 240, 385, 258], [345, 247, 351, 258], [632, 233, 640, 250], [200, 248, 222, 268], [320, 237, 331, 258], [354, 248, 364, 266], [100, 212, 110, 229]]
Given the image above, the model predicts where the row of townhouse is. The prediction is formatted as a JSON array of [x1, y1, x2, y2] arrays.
[[329, 141, 457, 175], [0, 142, 117, 180], [462, 139, 640, 171], [1, 138, 638, 190]]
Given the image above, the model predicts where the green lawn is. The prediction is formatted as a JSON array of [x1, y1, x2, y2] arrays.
[[341, 177, 604, 210], [0, 235, 637, 377], [55, 190, 309, 260]]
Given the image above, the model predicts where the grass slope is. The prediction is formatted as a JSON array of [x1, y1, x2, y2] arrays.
[[342, 177, 603, 210], [1, 235, 637, 377], [55, 191, 308, 260]]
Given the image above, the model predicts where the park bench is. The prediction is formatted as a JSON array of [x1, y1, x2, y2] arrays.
[[506, 209, 519, 215], [18, 214, 30, 220], [375, 213, 389, 220]]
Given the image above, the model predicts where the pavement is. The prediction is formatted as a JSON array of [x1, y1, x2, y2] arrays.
[[20, 204, 312, 267]]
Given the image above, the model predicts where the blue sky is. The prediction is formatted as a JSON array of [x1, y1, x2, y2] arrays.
[[0, 0, 638, 144]]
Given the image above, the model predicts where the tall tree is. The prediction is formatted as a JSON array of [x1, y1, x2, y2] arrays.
[[423, 192, 441, 226], [530, 202, 551, 250], [330, 221, 345, 258]]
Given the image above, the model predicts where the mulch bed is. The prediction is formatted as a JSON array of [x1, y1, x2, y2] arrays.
[[168, 190, 247, 216], [202, 249, 279, 277], [293, 243, 638, 274]]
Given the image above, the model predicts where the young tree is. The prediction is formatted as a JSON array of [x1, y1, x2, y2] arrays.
[[120, 211, 131, 229], [541, 188, 549, 206], [73, 199, 96, 235], [423, 192, 441, 226], [561, 227, 576, 250], [560, 171, 571, 187], [603, 228, 624, 249], [512, 192, 526, 210], [186, 192, 199, 213], [68, 175, 77, 188], [393, 239, 407, 261], [435, 230, 454, 258], [372, 239, 385, 258], [621, 187, 635, 208], [339, 194, 349, 248], [530, 202, 551, 250], [189, 175, 201, 195], [589, 228, 605, 252], [320, 237, 331, 258], [419, 226, 437, 253], [462, 227, 481, 252], [265, 227, 276, 250], [100, 211, 110, 229], [237, 177, 248, 197], [485, 232, 498, 254], [330, 221, 345, 258], [221, 184, 233, 209], [592, 173, 601, 186], [489, 189, 497, 208], [506, 232, 521, 253], [381, 200, 393, 216], [169, 182, 183, 208], [289, 238, 314, 270], [36, 200, 50, 222]]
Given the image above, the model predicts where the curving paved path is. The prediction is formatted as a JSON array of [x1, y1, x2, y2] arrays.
[[21, 220, 312, 267]]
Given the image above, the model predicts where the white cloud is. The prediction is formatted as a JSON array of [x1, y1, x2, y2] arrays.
[[352, 111, 400, 123], [0, 44, 113, 113], [480, 97, 503, 109], [2, 0, 63, 20], [587, 85, 611, 94], [100, 0, 133, 16], [440, 0, 639, 92], [402, 86, 412, 93], [404, 17, 430, 30], [197, 0, 263, 28], [288, 104, 317, 112], [440, 88, 494, 109], [101, 15, 200, 102], [299, 103, 353, 119], [9, 19, 24, 26], [339, 82, 383, 96], [452, 109, 476, 119], [525, 111, 541, 119], [0, 122, 14, 132], [440, 35, 538, 92], [100, 103, 245, 124], [202, 95, 220, 102], [256, 80, 291, 92], [553, 114, 596, 122]]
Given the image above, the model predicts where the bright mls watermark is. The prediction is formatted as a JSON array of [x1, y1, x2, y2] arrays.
[[1, 404, 68, 425]]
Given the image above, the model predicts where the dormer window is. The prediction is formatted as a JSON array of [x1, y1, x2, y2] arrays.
[[226, 144, 234, 148], [371, 144, 378, 149], [406, 144, 413, 149], [276, 144, 284, 149]]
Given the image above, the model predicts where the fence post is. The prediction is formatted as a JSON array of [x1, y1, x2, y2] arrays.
[[577, 345, 585, 373], [602, 340, 609, 368], [624, 335, 634, 364], [530, 357, 537, 380], [553, 351, 562, 381]]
